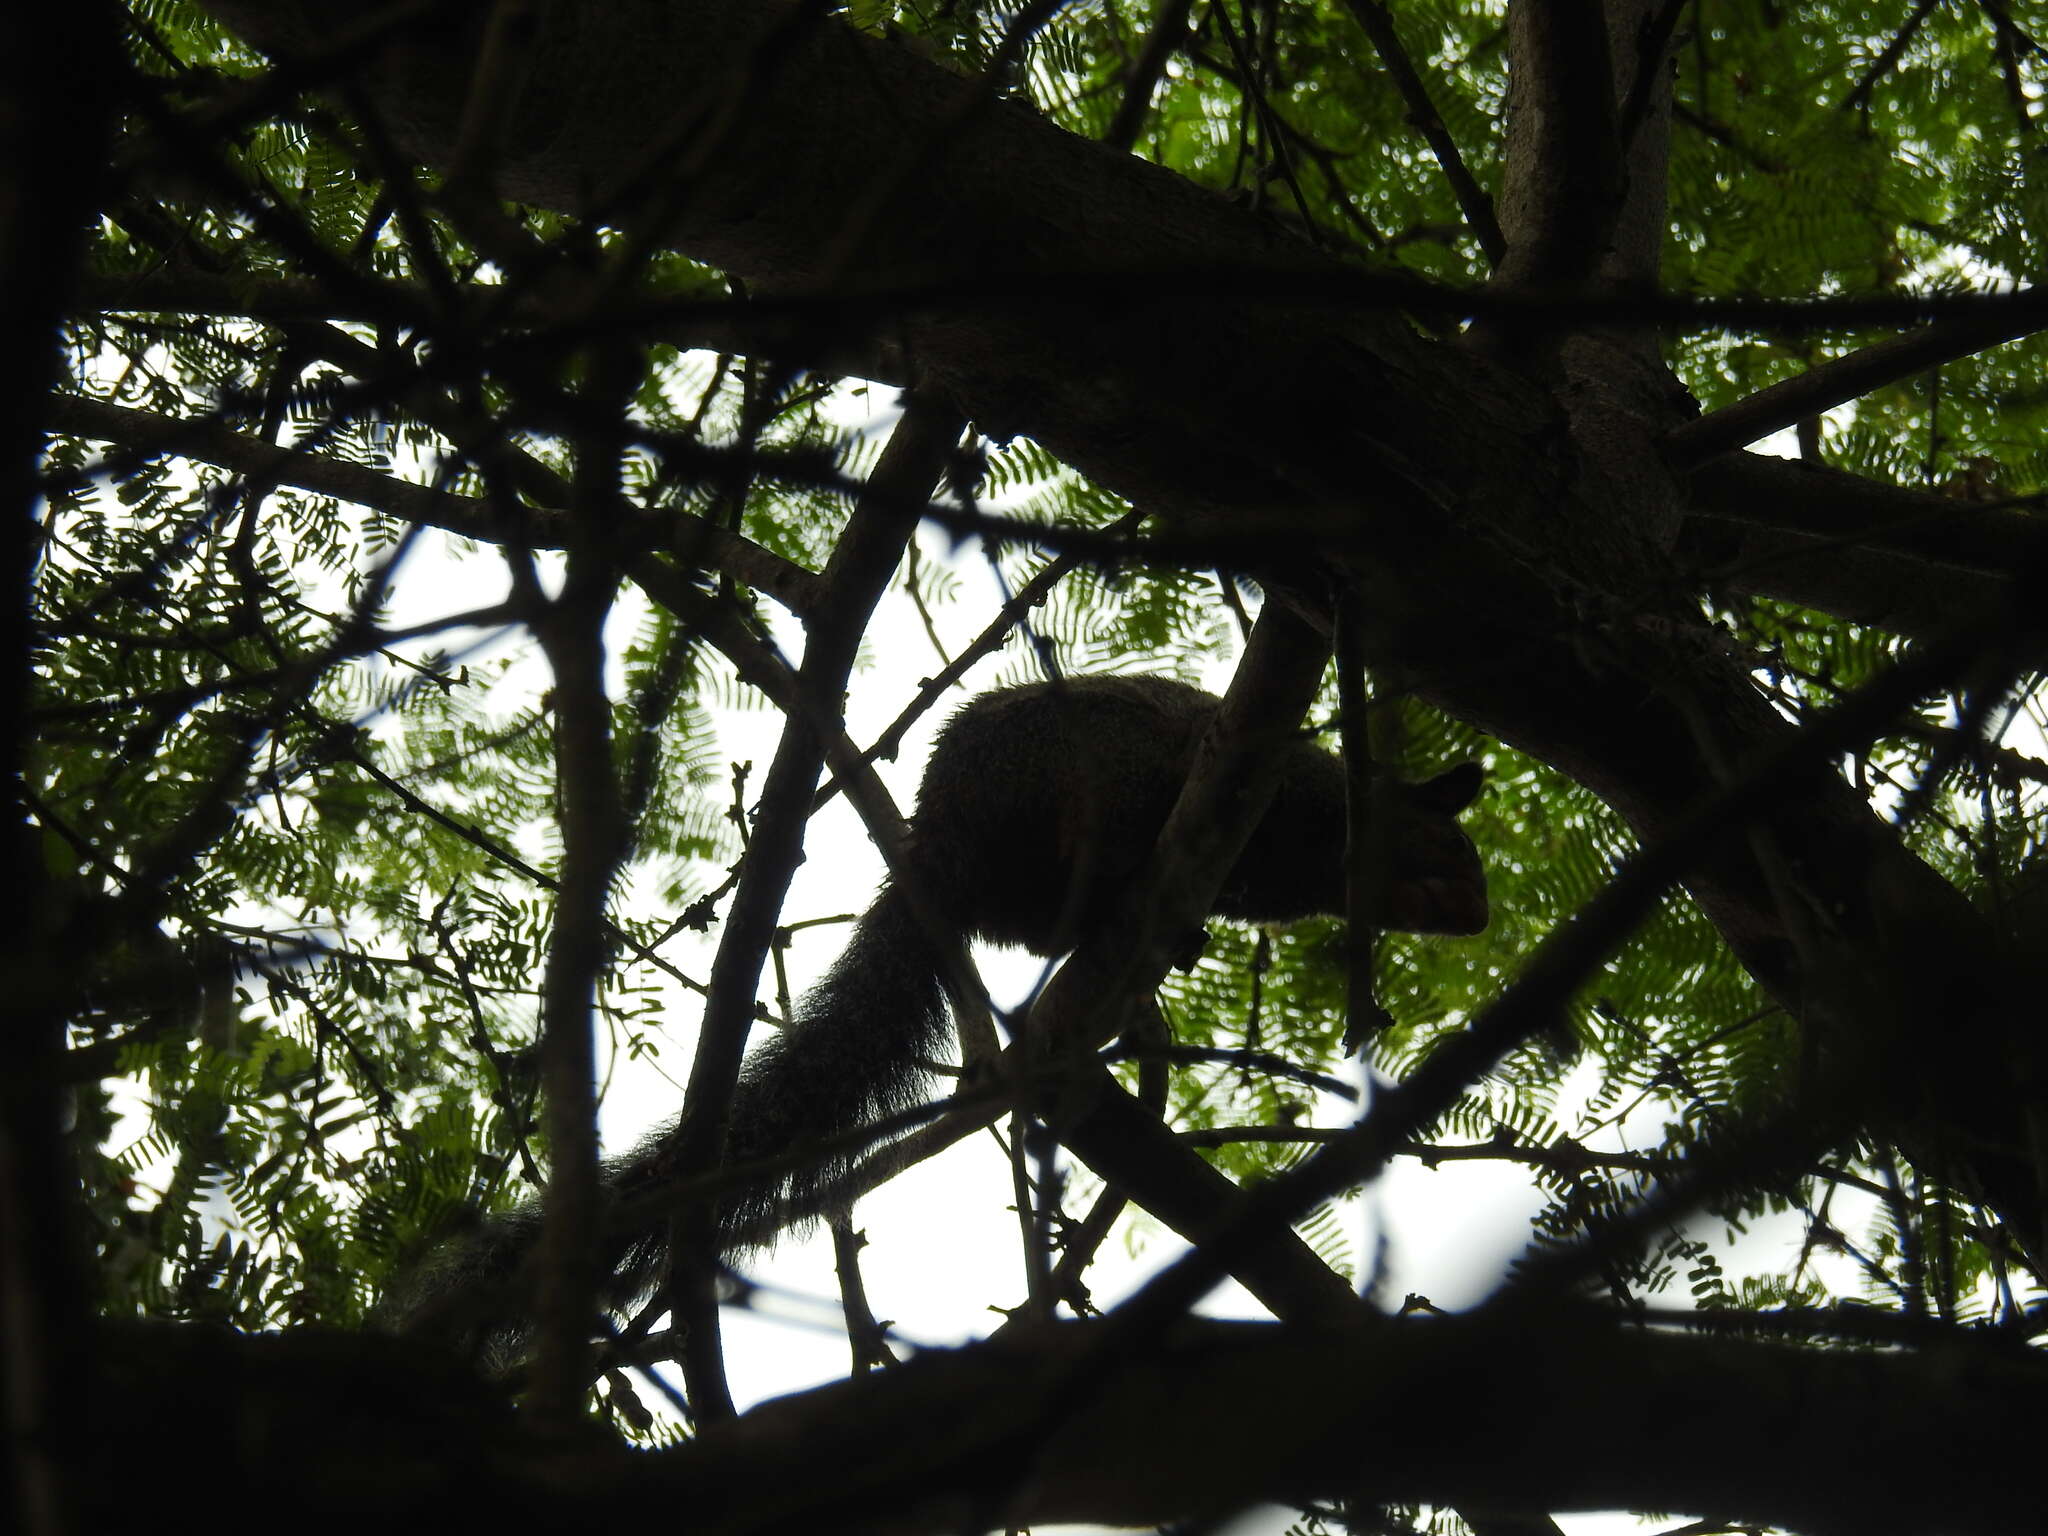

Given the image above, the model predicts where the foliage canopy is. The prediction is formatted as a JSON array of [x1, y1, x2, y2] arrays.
[[12, 0, 2048, 1532]]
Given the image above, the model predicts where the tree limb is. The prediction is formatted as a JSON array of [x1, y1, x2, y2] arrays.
[[44, 391, 821, 614], [665, 398, 957, 1418], [1340, 0, 1504, 263], [85, 1312, 2048, 1536], [1667, 307, 2048, 466]]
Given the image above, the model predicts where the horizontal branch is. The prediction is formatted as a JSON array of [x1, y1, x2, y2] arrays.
[[83, 257, 2048, 358], [45, 392, 820, 613], [638, 1309, 2048, 1536], [1184, 1124, 1677, 1177], [94, 1311, 2048, 1536], [1676, 452, 2048, 669], [78, 269, 898, 384], [1683, 450, 2048, 577]]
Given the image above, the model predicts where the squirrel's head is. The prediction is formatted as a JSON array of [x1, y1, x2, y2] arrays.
[[1380, 763, 1489, 936]]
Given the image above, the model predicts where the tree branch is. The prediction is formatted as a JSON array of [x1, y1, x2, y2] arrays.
[[1666, 308, 2048, 466], [44, 391, 821, 614], [86, 1312, 2048, 1536], [526, 547, 625, 1426], [198, 0, 2048, 1329], [1682, 449, 2048, 576], [665, 398, 958, 1419], [1103, 0, 1195, 155], [1492, 0, 1625, 294], [1339, 0, 1504, 264]]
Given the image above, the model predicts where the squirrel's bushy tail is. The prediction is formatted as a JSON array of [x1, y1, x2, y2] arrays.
[[377, 885, 955, 1359], [614, 884, 954, 1278], [726, 883, 955, 1242]]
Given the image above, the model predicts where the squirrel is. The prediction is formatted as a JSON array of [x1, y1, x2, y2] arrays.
[[378, 674, 1486, 1357]]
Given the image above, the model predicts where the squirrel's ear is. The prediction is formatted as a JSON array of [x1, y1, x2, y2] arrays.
[[1409, 762, 1484, 813]]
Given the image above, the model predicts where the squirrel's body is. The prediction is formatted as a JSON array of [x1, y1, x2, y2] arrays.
[[382, 675, 1485, 1356], [909, 674, 1314, 951], [904, 675, 1484, 946]]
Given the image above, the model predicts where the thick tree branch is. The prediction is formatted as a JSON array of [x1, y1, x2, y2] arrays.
[[1683, 450, 2048, 574], [640, 1309, 2048, 1536], [1493, 0, 1625, 295], [1677, 449, 2048, 665], [4, 7, 119, 1531], [85, 1312, 2048, 1536], [1680, 544, 2048, 674], [1615, 0, 1687, 150]]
